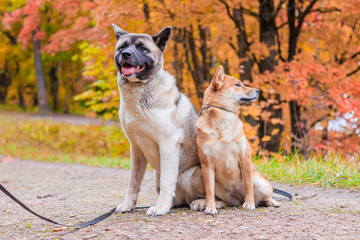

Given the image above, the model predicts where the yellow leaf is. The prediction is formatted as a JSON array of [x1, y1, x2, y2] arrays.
[[51, 227, 68, 232], [261, 136, 271, 142], [271, 128, 280, 135], [271, 118, 283, 125]]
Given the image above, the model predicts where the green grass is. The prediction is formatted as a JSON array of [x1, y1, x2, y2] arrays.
[[0, 143, 131, 168], [0, 104, 37, 113], [254, 154, 360, 190], [0, 112, 130, 168], [0, 111, 359, 189], [0, 103, 87, 115]]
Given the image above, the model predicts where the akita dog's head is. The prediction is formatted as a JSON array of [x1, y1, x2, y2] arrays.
[[112, 24, 171, 83], [204, 65, 260, 111]]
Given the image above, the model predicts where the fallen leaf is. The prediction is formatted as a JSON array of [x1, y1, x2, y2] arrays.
[[51, 227, 68, 232]]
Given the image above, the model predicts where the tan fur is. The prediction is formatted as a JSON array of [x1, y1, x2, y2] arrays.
[[195, 65, 279, 215]]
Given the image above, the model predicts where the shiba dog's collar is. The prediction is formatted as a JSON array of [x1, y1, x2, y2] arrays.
[[199, 105, 236, 115]]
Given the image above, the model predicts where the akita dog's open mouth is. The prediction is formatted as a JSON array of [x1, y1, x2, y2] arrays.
[[121, 63, 146, 76]]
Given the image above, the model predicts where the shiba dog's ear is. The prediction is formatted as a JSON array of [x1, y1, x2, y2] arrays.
[[153, 26, 172, 52], [211, 65, 225, 91], [112, 24, 128, 40]]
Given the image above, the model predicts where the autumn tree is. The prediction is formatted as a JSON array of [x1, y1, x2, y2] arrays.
[[2, 0, 359, 155], [217, 0, 284, 153], [271, 0, 360, 155], [0, 1, 22, 107], [2, 0, 87, 112]]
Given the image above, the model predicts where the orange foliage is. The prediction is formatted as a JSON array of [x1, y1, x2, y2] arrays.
[[2, 0, 360, 155]]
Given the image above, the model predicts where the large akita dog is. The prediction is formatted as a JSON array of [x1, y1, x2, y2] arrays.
[[192, 66, 280, 215], [112, 24, 204, 216]]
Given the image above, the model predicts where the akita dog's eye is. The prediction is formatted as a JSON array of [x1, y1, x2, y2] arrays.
[[119, 43, 127, 50], [235, 83, 242, 87], [137, 44, 148, 51]]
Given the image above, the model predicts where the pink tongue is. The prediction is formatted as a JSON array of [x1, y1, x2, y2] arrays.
[[122, 66, 135, 75]]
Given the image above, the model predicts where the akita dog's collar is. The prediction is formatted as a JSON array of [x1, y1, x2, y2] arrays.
[[199, 105, 236, 115]]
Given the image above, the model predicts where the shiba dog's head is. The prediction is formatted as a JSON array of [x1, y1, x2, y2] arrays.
[[203, 65, 260, 111], [112, 24, 171, 83]]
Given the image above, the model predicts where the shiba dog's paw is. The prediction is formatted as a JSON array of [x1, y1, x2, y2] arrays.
[[265, 199, 280, 207], [242, 201, 256, 210], [204, 207, 218, 215], [116, 201, 135, 212], [146, 205, 169, 216], [215, 201, 227, 209], [190, 199, 206, 211]]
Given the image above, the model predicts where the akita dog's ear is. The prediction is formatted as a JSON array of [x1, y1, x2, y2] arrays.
[[152, 26, 172, 52], [212, 65, 225, 91], [112, 23, 128, 40]]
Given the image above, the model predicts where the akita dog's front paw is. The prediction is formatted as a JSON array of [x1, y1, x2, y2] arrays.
[[190, 199, 206, 211], [242, 201, 256, 210], [115, 201, 135, 213], [146, 205, 169, 216], [204, 207, 218, 215]]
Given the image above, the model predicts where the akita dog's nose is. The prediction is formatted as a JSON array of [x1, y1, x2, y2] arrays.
[[121, 51, 132, 58]]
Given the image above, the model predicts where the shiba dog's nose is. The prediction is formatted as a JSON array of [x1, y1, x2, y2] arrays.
[[255, 89, 260, 94], [121, 51, 132, 58]]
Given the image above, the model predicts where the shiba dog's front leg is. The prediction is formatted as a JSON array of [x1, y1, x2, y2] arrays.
[[116, 145, 147, 212], [146, 135, 182, 216], [202, 163, 218, 215], [239, 153, 255, 210]]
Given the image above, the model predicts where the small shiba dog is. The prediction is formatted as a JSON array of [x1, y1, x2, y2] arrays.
[[192, 65, 280, 215]]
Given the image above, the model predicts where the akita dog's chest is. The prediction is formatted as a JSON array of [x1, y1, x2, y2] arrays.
[[120, 105, 184, 170], [120, 105, 179, 136]]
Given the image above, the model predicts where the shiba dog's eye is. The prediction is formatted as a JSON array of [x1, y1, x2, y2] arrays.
[[138, 44, 148, 51], [235, 83, 242, 87]]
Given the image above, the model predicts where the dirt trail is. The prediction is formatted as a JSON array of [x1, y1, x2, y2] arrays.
[[0, 157, 359, 240]]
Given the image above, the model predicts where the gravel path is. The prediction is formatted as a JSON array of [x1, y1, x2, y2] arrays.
[[0, 157, 359, 240]]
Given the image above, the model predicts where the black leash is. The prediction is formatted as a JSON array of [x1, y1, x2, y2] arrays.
[[0, 183, 148, 228], [273, 188, 293, 201], [1, 182, 292, 227]]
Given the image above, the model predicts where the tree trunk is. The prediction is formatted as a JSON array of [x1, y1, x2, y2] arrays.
[[257, 0, 283, 153], [221, 59, 230, 74], [17, 86, 25, 109], [289, 100, 302, 151], [287, 0, 303, 151], [287, 1, 300, 150], [0, 75, 10, 104], [172, 27, 185, 91], [287, 0, 297, 62], [0, 61, 12, 104], [287, 0, 318, 152], [33, 32, 50, 113], [143, 0, 150, 21], [184, 25, 212, 101], [198, 25, 213, 83], [233, 8, 254, 82], [49, 66, 59, 111]]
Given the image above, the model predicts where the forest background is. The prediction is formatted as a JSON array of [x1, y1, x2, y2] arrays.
[[0, 0, 360, 160]]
